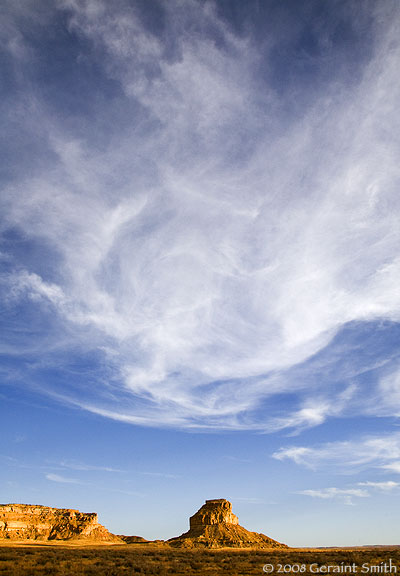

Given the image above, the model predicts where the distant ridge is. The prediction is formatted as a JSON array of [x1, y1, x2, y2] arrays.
[[168, 499, 287, 549]]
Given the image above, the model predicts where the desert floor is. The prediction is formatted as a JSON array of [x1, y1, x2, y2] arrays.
[[1, 543, 400, 576]]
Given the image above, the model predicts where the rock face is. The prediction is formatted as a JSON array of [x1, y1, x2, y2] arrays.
[[0, 504, 122, 542], [189, 499, 239, 528], [168, 499, 287, 549]]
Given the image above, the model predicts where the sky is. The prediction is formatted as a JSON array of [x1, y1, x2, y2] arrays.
[[1, 0, 400, 547]]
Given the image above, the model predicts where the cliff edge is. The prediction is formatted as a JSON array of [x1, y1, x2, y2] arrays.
[[0, 504, 122, 542]]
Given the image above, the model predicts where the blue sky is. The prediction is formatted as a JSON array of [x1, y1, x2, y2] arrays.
[[1, 0, 400, 546]]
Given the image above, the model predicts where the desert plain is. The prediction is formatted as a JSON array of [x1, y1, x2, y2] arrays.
[[1, 542, 400, 576], [0, 500, 399, 575]]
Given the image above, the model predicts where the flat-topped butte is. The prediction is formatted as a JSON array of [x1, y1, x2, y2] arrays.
[[169, 499, 287, 548]]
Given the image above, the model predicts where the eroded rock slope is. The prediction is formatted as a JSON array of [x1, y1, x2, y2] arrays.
[[168, 499, 287, 549], [0, 504, 121, 542]]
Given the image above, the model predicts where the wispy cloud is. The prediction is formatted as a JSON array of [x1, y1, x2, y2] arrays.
[[1, 1, 400, 431], [59, 461, 123, 473], [298, 479, 399, 506], [268, 385, 358, 434], [358, 481, 400, 491], [273, 432, 400, 472], [297, 487, 369, 506], [46, 473, 81, 485], [381, 462, 400, 474], [141, 472, 179, 479]]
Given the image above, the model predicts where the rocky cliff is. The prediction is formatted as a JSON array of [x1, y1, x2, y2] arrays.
[[0, 504, 122, 542], [189, 499, 239, 528], [168, 499, 287, 549]]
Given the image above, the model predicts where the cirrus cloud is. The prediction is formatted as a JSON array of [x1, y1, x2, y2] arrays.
[[1, 0, 400, 431]]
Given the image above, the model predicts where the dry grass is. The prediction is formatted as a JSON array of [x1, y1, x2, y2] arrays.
[[0, 544, 399, 575]]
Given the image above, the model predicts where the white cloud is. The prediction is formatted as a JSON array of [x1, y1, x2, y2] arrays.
[[273, 432, 400, 472], [297, 487, 369, 506], [358, 481, 399, 491], [381, 462, 400, 474], [6, 271, 66, 308], [375, 370, 400, 417], [46, 473, 81, 484], [269, 385, 357, 433], [1, 1, 400, 430], [141, 472, 179, 479], [297, 479, 399, 506], [59, 461, 122, 473]]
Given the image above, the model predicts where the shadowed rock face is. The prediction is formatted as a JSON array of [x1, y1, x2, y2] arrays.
[[0, 504, 122, 542], [169, 499, 288, 549]]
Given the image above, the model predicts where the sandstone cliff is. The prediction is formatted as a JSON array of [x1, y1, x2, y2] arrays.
[[0, 504, 122, 542], [168, 499, 287, 549]]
